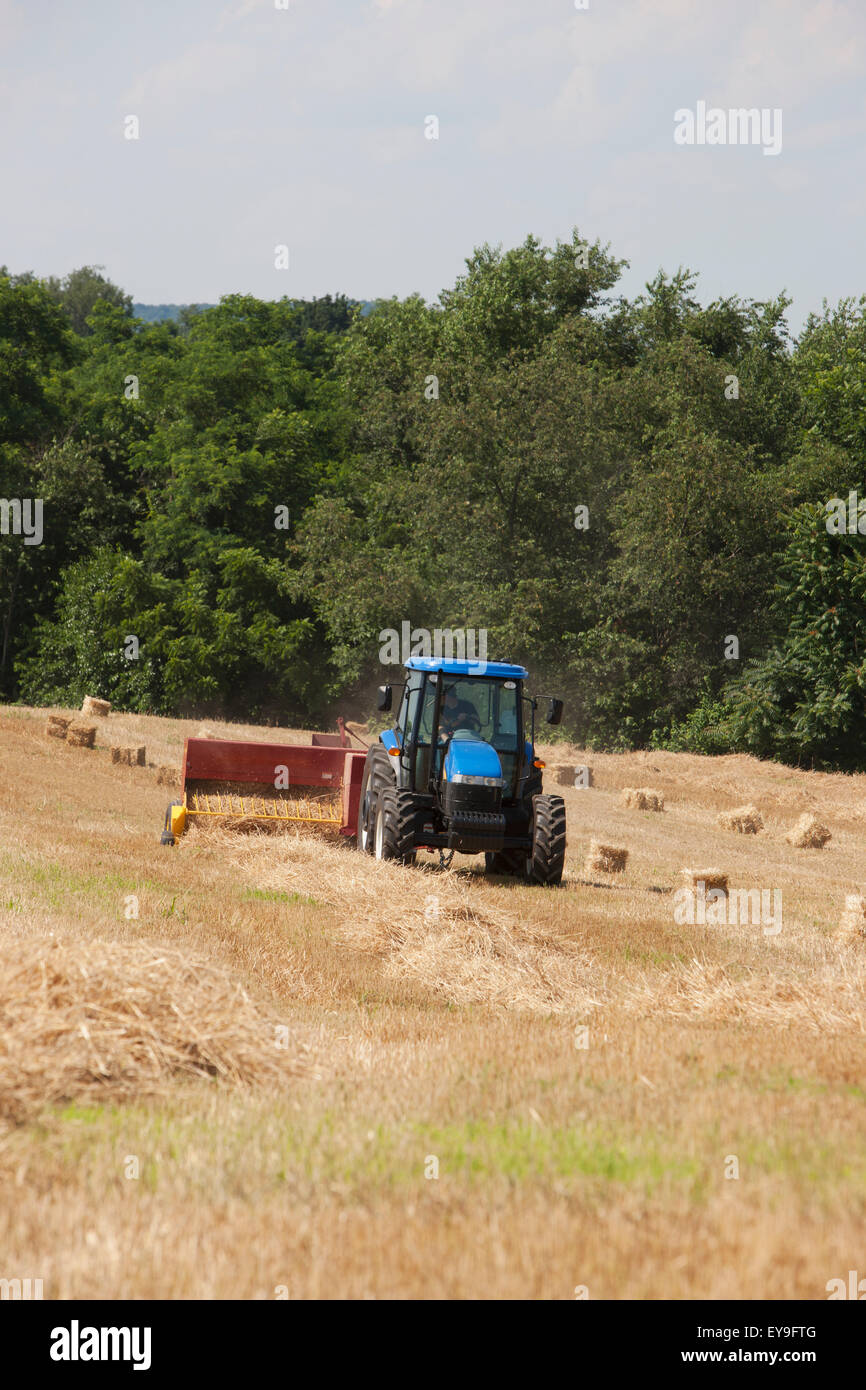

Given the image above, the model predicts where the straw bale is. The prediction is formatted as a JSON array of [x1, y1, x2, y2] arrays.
[[621, 787, 664, 811], [81, 696, 110, 718], [786, 813, 831, 848], [66, 724, 96, 749], [716, 804, 764, 834], [585, 840, 628, 873]]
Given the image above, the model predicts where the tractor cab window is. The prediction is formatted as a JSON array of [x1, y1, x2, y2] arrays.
[[492, 682, 520, 749], [399, 671, 423, 744], [416, 673, 439, 745], [446, 678, 520, 750], [443, 678, 522, 793], [419, 676, 521, 750], [410, 673, 439, 788]]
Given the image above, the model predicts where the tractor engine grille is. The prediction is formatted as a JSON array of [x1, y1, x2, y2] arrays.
[[447, 809, 506, 831], [444, 782, 502, 819]]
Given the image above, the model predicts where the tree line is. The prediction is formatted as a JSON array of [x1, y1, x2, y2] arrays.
[[2, 239, 865, 768]]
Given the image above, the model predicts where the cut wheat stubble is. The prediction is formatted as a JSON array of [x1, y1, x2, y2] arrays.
[[222, 828, 604, 1018]]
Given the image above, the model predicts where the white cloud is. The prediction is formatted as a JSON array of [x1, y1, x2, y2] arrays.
[[0, 0, 862, 328], [124, 39, 264, 110], [216, 0, 262, 32], [721, 0, 866, 106]]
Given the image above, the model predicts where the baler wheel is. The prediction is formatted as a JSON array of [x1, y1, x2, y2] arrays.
[[160, 800, 185, 846]]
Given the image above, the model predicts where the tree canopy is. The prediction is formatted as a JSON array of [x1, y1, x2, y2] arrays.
[[2, 242, 865, 767]]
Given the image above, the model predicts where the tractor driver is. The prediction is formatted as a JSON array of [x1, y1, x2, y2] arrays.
[[439, 683, 479, 738]]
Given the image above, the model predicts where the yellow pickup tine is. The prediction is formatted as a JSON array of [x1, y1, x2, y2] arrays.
[[184, 787, 342, 826]]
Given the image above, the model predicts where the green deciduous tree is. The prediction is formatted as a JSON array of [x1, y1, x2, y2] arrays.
[[44, 265, 133, 336], [726, 504, 866, 769]]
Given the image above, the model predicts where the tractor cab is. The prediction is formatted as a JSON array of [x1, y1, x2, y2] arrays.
[[391, 659, 526, 797], [358, 657, 566, 884]]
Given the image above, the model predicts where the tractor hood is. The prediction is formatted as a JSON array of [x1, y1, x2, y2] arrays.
[[443, 732, 503, 785]]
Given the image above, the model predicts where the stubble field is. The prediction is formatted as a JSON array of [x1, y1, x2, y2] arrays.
[[1, 703, 864, 1299]]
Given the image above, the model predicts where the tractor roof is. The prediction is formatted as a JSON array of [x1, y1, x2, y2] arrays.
[[405, 657, 529, 679]]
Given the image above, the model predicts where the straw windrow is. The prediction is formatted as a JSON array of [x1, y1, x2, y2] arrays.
[[0, 936, 314, 1125]]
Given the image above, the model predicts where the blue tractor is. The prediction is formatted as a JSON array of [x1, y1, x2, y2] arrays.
[[356, 657, 566, 884]]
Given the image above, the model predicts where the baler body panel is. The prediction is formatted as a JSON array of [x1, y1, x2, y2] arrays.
[[174, 737, 366, 837]]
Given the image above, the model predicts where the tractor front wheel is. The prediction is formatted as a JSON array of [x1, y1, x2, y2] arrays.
[[525, 794, 566, 885]]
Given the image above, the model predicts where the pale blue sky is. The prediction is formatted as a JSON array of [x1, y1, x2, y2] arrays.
[[1, 0, 864, 329]]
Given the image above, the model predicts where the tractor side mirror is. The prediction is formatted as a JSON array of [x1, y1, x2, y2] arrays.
[[377, 684, 393, 712], [545, 697, 563, 726]]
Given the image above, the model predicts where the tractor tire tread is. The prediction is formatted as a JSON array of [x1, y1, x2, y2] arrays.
[[367, 744, 396, 793], [527, 794, 566, 886], [377, 787, 418, 865], [357, 744, 396, 853]]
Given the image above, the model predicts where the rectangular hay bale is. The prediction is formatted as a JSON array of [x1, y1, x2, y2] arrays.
[[621, 787, 664, 811], [556, 764, 593, 788], [111, 746, 147, 766], [81, 696, 111, 718], [680, 868, 728, 893], [716, 804, 764, 834], [46, 715, 71, 739], [66, 724, 96, 749], [585, 840, 628, 874]]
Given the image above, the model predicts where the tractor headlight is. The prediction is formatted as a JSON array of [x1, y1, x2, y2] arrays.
[[448, 774, 504, 787]]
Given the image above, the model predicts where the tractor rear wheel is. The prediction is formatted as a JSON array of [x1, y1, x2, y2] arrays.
[[526, 795, 566, 885], [357, 745, 396, 853], [373, 788, 418, 865]]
